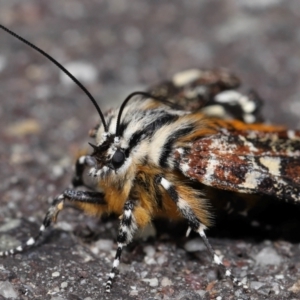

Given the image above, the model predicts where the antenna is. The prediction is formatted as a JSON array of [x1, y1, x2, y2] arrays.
[[0, 24, 108, 132], [115, 91, 154, 137], [115, 91, 179, 137]]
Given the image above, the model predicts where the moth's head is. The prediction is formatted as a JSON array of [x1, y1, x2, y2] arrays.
[[87, 91, 184, 179], [88, 132, 131, 179], [88, 91, 157, 179]]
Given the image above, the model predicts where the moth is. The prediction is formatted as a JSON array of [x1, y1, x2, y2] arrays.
[[1, 24, 300, 293]]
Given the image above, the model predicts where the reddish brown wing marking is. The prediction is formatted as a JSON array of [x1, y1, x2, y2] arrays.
[[177, 129, 300, 202]]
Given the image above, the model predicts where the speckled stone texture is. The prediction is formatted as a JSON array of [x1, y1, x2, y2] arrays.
[[0, 1, 300, 299]]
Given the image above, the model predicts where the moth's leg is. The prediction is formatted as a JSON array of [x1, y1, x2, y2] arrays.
[[157, 175, 248, 290], [0, 189, 105, 257], [105, 200, 138, 293], [72, 155, 97, 188]]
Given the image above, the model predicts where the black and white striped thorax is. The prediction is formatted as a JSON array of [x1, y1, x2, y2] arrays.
[[88, 98, 199, 180]]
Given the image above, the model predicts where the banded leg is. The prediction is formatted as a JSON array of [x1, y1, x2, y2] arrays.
[[157, 176, 248, 290], [72, 155, 97, 187], [0, 190, 105, 257], [105, 200, 137, 293], [0, 195, 64, 257]]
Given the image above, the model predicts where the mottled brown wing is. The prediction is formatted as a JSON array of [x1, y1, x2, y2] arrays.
[[148, 68, 264, 123], [177, 129, 300, 202]]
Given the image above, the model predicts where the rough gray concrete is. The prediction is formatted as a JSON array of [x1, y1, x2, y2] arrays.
[[0, 1, 300, 299]]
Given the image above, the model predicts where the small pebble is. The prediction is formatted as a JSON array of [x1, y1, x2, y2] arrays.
[[52, 165, 64, 177], [0, 281, 18, 299], [0, 220, 21, 232], [196, 290, 206, 297], [61, 282, 68, 289], [289, 279, 300, 293], [91, 239, 114, 254], [141, 271, 148, 278], [144, 245, 156, 265], [142, 278, 158, 287], [250, 281, 265, 290], [161, 277, 172, 287], [254, 247, 282, 266], [5, 119, 41, 137], [52, 272, 60, 278], [157, 254, 167, 265], [271, 282, 280, 295], [184, 238, 206, 252], [129, 290, 139, 296], [60, 61, 98, 86], [129, 286, 138, 296], [143, 245, 156, 257], [56, 222, 73, 232], [144, 256, 156, 265]]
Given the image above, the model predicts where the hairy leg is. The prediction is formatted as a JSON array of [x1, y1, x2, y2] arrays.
[[105, 200, 138, 293], [0, 189, 105, 257], [72, 155, 97, 187], [157, 175, 248, 290]]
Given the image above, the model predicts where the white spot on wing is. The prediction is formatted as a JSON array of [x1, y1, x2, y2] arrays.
[[287, 130, 295, 139], [215, 90, 256, 114], [201, 105, 228, 118], [203, 155, 219, 183], [172, 69, 202, 87], [259, 157, 281, 176], [244, 114, 255, 123], [215, 90, 241, 103], [242, 99, 256, 113], [242, 170, 261, 190], [239, 135, 258, 152], [180, 162, 190, 173]]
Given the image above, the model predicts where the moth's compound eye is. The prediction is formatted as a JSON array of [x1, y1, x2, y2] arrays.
[[111, 149, 125, 169]]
